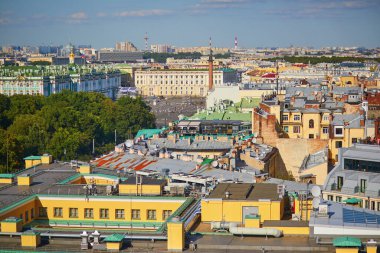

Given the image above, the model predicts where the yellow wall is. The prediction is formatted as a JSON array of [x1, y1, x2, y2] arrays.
[[79, 165, 92, 174], [167, 222, 185, 251], [25, 160, 41, 169], [36, 196, 183, 223], [366, 245, 377, 253], [201, 199, 283, 223], [0, 197, 37, 225], [335, 248, 359, 253], [106, 242, 122, 250], [264, 226, 309, 235], [21, 234, 41, 247], [17, 176, 32, 186], [0, 178, 13, 184], [41, 155, 52, 164], [119, 184, 163, 196], [245, 217, 260, 228], [329, 127, 365, 163], [299, 162, 328, 185], [0, 220, 23, 232], [293, 198, 312, 221]]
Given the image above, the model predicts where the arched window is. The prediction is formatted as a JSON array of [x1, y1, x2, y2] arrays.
[[309, 119, 314, 129]]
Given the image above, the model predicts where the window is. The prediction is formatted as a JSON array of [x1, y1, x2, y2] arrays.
[[163, 210, 172, 220], [293, 126, 300, 133], [371, 201, 375, 210], [282, 115, 288, 121], [322, 127, 329, 134], [323, 115, 329, 121], [132, 209, 140, 220], [352, 138, 358, 144], [100, 209, 109, 219], [84, 208, 93, 218], [20, 214, 23, 221], [377, 202, 380, 211], [336, 196, 342, 202], [293, 115, 300, 121], [283, 126, 289, 133], [25, 211, 29, 222], [31, 208, 34, 219], [335, 141, 342, 148], [344, 159, 380, 173], [360, 179, 367, 193], [309, 134, 314, 139], [69, 208, 78, 218], [337, 176, 344, 190], [147, 210, 156, 220], [116, 209, 125, 219], [54, 207, 63, 217], [39, 207, 47, 217], [334, 126, 344, 137], [327, 195, 333, 201], [309, 119, 314, 129]]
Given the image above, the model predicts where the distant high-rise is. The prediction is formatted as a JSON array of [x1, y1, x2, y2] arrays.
[[150, 44, 174, 53], [115, 41, 138, 52]]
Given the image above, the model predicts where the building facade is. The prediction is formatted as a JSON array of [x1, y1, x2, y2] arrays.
[[135, 69, 237, 97], [0, 66, 121, 99]]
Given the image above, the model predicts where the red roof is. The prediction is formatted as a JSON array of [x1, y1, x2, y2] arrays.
[[261, 73, 276, 78]]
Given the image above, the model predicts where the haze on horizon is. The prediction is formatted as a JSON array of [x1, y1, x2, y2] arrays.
[[0, 0, 379, 49]]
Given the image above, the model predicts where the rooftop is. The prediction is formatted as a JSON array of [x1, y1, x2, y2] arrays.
[[207, 183, 280, 201]]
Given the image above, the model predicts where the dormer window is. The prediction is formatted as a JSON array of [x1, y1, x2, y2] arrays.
[[334, 126, 344, 137], [337, 176, 344, 190]]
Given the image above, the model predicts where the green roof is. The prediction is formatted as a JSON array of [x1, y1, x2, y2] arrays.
[[0, 173, 14, 179], [22, 230, 41, 235], [24, 156, 42, 160], [135, 129, 163, 139], [103, 234, 125, 242], [2, 217, 23, 223], [201, 158, 214, 166], [333, 237, 362, 247], [242, 134, 255, 141], [343, 198, 362, 204]]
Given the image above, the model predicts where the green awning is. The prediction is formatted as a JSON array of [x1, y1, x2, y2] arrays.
[[343, 198, 362, 204], [333, 236, 361, 247], [0, 173, 14, 179], [24, 156, 42, 160], [103, 234, 124, 242]]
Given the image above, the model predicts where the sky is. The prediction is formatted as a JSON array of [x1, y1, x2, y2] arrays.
[[0, 0, 379, 49]]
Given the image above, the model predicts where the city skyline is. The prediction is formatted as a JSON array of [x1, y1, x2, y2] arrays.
[[0, 0, 380, 49]]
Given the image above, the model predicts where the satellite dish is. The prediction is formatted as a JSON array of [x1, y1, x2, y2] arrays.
[[312, 197, 320, 209], [125, 140, 133, 148], [211, 161, 219, 168], [311, 186, 321, 197]]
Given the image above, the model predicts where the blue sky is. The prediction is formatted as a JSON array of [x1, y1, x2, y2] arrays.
[[0, 0, 379, 49]]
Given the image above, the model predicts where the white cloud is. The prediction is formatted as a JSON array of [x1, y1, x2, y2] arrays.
[[115, 9, 172, 17], [69, 11, 87, 20]]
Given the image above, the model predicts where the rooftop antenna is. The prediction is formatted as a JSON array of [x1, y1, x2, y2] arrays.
[[144, 32, 149, 51]]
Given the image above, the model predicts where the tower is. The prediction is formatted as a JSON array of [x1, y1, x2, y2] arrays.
[[144, 32, 149, 51], [208, 37, 214, 91], [69, 44, 75, 64], [234, 36, 238, 50]]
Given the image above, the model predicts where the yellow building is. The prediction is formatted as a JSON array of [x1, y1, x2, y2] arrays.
[[201, 183, 284, 224], [134, 69, 237, 97], [119, 176, 166, 196]]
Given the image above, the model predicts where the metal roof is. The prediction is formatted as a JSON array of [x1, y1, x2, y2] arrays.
[[333, 237, 362, 247]]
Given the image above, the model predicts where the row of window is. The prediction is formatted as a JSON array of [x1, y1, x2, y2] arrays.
[[282, 114, 330, 122], [136, 74, 222, 79], [41, 207, 172, 220], [326, 195, 380, 211], [282, 125, 330, 135]]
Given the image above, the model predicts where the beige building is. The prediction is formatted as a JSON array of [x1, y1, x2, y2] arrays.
[[135, 69, 230, 97]]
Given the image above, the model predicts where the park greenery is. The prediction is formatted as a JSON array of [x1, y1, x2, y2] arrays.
[[0, 91, 155, 173]]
